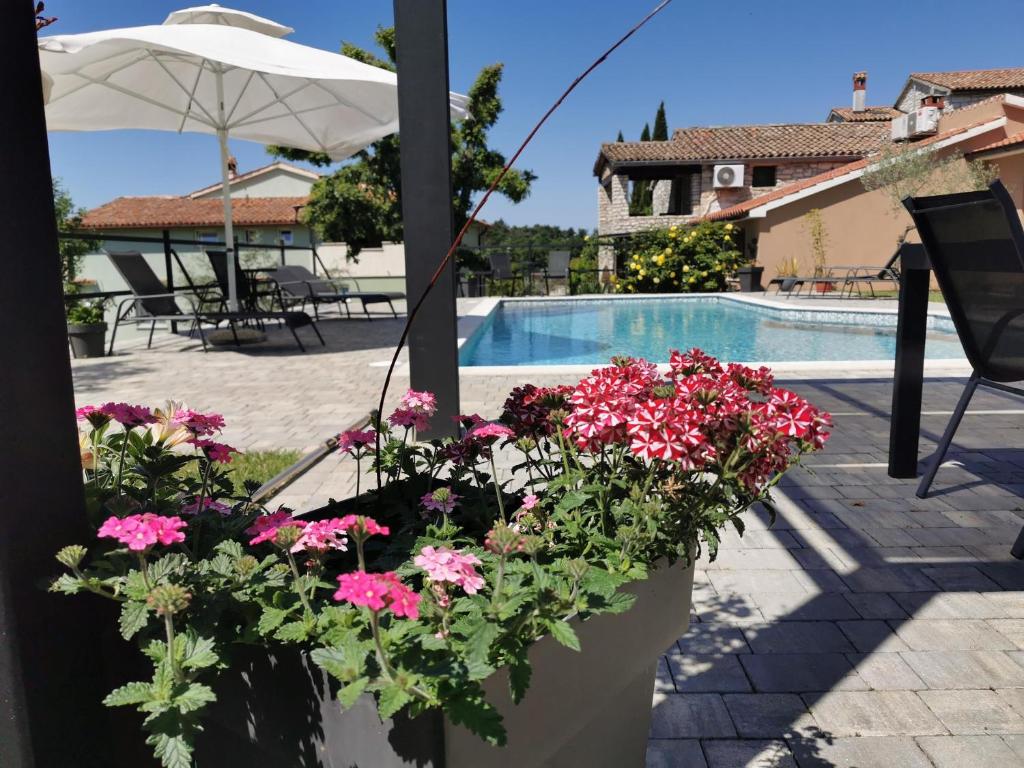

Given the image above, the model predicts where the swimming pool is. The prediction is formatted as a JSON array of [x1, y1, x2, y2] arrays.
[[458, 296, 965, 367]]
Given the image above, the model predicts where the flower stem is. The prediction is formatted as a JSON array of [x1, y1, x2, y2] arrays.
[[285, 550, 315, 618], [491, 553, 507, 612], [164, 613, 181, 683], [114, 432, 130, 494], [488, 453, 506, 524]]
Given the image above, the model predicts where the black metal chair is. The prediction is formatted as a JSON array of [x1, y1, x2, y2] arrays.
[[269, 264, 403, 320], [485, 252, 519, 295], [541, 250, 572, 296], [107, 251, 322, 354], [903, 182, 1024, 558]]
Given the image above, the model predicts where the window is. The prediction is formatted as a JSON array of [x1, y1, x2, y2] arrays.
[[667, 175, 693, 215], [196, 231, 219, 244], [752, 166, 777, 187], [279, 230, 294, 245]]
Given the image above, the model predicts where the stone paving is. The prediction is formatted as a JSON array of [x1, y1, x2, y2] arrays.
[[68, 298, 1024, 767]]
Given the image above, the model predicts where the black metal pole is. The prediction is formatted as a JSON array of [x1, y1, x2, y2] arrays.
[[0, 5, 110, 765], [393, 0, 460, 438], [163, 228, 178, 333], [888, 244, 931, 478]]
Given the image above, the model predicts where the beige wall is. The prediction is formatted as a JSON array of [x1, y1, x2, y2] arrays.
[[753, 181, 908, 278]]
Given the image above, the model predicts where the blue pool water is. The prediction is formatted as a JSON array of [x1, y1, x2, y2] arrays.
[[459, 297, 965, 367]]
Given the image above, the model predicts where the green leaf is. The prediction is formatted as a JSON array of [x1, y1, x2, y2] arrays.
[[49, 573, 84, 595], [274, 621, 311, 643], [337, 676, 370, 709], [257, 606, 289, 635], [508, 658, 532, 704], [181, 634, 218, 670], [377, 684, 413, 720], [147, 733, 193, 768], [173, 682, 216, 714], [103, 681, 154, 707], [464, 621, 499, 679], [555, 491, 589, 514], [444, 689, 506, 746], [548, 619, 581, 652], [119, 601, 150, 640], [601, 591, 637, 615]]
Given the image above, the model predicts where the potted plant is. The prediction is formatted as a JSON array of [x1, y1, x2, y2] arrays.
[[67, 296, 108, 358], [736, 236, 764, 292], [53, 352, 830, 767]]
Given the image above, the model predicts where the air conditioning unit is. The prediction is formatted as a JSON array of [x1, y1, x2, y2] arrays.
[[890, 107, 941, 141], [713, 164, 744, 189]]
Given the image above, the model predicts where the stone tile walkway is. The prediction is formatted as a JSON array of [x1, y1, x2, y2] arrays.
[[69, 303, 1024, 766]]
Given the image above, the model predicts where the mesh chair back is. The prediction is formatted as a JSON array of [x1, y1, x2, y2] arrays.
[[904, 181, 1024, 382], [206, 250, 251, 302], [273, 265, 338, 296], [489, 252, 514, 280], [107, 251, 181, 317], [547, 251, 572, 276]]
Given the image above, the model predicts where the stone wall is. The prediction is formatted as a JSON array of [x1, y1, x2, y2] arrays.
[[897, 81, 1024, 113]]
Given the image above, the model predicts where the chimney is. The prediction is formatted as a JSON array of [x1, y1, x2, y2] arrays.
[[227, 155, 238, 179], [852, 71, 867, 113], [921, 93, 945, 110]]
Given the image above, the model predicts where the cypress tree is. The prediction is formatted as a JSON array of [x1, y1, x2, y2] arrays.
[[653, 101, 668, 141], [616, 130, 624, 142]]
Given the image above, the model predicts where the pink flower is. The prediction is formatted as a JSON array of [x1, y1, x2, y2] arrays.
[[76, 405, 111, 429], [387, 389, 437, 432], [421, 487, 459, 514], [97, 513, 186, 551], [246, 509, 306, 546], [334, 571, 390, 610], [414, 546, 485, 594], [80, 402, 156, 428], [338, 428, 377, 455], [338, 514, 390, 538], [334, 571, 421, 619], [293, 518, 349, 554], [190, 439, 237, 464], [469, 423, 515, 442], [400, 389, 437, 414], [520, 494, 539, 511], [177, 409, 226, 437], [181, 496, 232, 516]]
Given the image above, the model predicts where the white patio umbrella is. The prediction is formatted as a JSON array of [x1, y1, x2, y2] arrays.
[[39, 5, 468, 309]]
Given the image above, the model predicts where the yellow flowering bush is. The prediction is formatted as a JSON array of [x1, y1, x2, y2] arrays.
[[615, 222, 744, 294]]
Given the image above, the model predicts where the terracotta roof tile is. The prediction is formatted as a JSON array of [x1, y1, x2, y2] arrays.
[[911, 67, 1024, 92], [702, 117, 1005, 222], [597, 123, 889, 173], [79, 196, 308, 229], [967, 130, 1024, 156], [828, 106, 903, 122]]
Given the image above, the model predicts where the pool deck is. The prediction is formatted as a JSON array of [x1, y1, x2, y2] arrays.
[[69, 293, 1024, 767]]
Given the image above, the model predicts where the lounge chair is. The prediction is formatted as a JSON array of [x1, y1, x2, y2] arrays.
[[903, 181, 1024, 558], [483, 253, 520, 295], [106, 251, 323, 354], [266, 264, 403, 320], [537, 250, 572, 295]]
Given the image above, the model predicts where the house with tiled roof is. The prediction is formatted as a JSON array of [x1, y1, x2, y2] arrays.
[[594, 68, 1024, 279], [895, 67, 1024, 113], [80, 161, 321, 248]]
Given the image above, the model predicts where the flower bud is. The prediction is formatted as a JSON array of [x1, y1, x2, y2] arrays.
[[272, 524, 303, 549], [56, 544, 88, 570], [484, 524, 526, 556], [147, 584, 191, 616], [234, 555, 259, 578], [564, 558, 589, 581]]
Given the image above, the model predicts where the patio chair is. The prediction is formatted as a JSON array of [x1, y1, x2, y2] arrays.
[[903, 182, 1024, 523], [107, 251, 323, 354], [539, 250, 572, 296], [267, 264, 404, 320], [484, 252, 520, 295]]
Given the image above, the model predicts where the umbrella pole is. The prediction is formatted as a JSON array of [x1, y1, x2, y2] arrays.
[[215, 67, 238, 311]]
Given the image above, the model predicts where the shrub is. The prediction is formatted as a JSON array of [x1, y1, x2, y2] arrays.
[[614, 222, 744, 294]]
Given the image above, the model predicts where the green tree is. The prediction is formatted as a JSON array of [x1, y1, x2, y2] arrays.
[[629, 124, 653, 216], [53, 178, 91, 286], [615, 130, 624, 142], [652, 101, 668, 141], [270, 26, 535, 257]]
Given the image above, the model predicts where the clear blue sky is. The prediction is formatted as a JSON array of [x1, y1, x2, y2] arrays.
[[45, 0, 1024, 230]]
